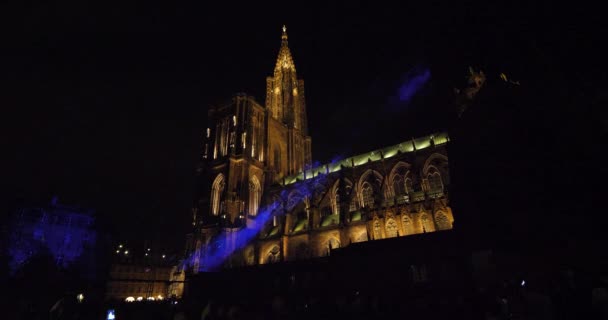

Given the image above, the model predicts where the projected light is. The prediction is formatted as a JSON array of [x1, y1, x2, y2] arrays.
[[106, 309, 115, 320], [125, 296, 135, 302], [136, 297, 143, 301], [76, 293, 84, 303], [186, 170, 334, 272]]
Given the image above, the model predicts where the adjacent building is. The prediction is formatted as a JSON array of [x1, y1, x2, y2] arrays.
[[7, 197, 97, 274]]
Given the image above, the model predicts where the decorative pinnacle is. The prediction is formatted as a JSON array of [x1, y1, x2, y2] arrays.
[[282, 25, 288, 41]]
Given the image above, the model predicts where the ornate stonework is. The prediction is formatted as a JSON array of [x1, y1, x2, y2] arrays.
[[185, 27, 454, 272]]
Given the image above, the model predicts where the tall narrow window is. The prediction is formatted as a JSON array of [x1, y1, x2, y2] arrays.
[[405, 178, 413, 193], [248, 177, 261, 216], [211, 174, 226, 216], [428, 172, 443, 191], [362, 182, 374, 208], [393, 175, 405, 197], [386, 219, 398, 238], [333, 192, 340, 215], [229, 132, 236, 150]]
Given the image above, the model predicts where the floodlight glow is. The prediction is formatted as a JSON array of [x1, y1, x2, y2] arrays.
[[125, 296, 135, 302], [76, 293, 84, 303], [136, 297, 143, 301]]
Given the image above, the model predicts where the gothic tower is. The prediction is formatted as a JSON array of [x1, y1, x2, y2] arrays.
[[187, 26, 312, 272], [265, 26, 312, 180]]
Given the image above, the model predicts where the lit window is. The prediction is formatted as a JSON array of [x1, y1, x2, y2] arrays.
[[362, 182, 374, 208], [211, 174, 226, 216], [249, 177, 261, 216], [385, 219, 398, 238]]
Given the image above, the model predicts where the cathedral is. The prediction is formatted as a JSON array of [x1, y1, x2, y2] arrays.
[[185, 26, 454, 272]]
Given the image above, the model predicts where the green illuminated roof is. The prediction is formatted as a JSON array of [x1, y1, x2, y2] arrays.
[[293, 219, 307, 232], [320, 214, 339, 227], [267, 226, 279, 237], [283, 132, 449, 185], [350, 211, 362, 222]]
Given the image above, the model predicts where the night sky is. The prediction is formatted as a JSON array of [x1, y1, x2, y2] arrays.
[[3, 2, 605, 251]]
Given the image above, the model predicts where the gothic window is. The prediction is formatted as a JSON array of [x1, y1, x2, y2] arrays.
[[333, 192, 340, 215], [266, 245, 280, 264], [420, 213, 435, 233], [349, 196, 358, 212], [428, 172, 443, 191], [385, 218, 398, 238], [435, 212, 452, 230], [405, 178, 414, 193], [393, 175, 405, 196], [402, 215, 413, 235], [210, 174, 226, 216], [229, 132, 236, 149], [373, 219, 382, 240], [362, 182, 374, 209], [248, 177, 261, 216]]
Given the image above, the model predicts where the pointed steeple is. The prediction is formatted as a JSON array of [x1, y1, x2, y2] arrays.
[[265, 25, 312, 178], [274, 25, 296, 73], [282, 25, 288, 41]]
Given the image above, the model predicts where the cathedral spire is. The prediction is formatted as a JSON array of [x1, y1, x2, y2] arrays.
[[282, 25, 288, 42]]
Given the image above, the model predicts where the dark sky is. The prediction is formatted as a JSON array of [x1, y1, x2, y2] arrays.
[[3, 2, 605, 251]]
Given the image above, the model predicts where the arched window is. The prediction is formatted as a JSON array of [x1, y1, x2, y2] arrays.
[[373, 219, 382, 239], [428, 172, 443, 191], [405, 178, 414, 193], [420, 213, 435, 233], [266, 245, 280, 264], [362, 182, 374, 208], [385, 218, 398, 238], [210, 174, 225, 216], [435, 212, 452, 230], [248, 177, 261, 216], [333, 192, 340, 215], [393, 175, 405, 196], [402, 215, 413, 235], [349, 197, 358, 212]]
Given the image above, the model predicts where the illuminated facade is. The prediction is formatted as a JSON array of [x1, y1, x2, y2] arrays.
[[105, 258, 185, 301], [186, 27, 454, 272]]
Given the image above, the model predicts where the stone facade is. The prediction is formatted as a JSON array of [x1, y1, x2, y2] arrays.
[[185, 27, 454, 272], [105, 262, 185, 301]]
